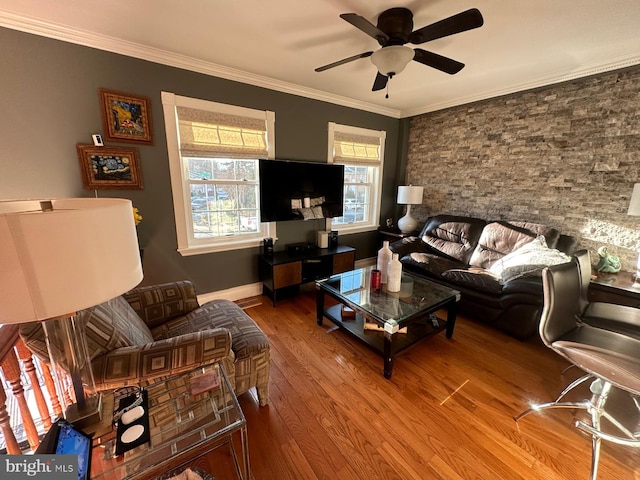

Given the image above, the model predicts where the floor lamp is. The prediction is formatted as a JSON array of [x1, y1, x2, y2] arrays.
[[397, 185, 424, 234], [628, 183, 640, 284], [0, 198, 143, 427]]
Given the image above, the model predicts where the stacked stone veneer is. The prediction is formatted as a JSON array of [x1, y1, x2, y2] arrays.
[[407, 66, 640, 272]]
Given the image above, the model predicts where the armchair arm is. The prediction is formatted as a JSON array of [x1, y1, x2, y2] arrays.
[[91, 328, 232, 392], [123, 280, 200, 329], [389, 236, 433, 258]]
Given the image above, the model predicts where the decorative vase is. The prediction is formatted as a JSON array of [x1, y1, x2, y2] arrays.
[[387, 253, 402, 292], [595, 246, 621, 273], [377, 240, 393, 283]]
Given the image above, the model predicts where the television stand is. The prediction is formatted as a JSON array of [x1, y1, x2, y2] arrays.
[[258, 245, 355, 306]]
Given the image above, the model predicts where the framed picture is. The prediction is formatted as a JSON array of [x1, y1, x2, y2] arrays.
[[99, 89, 153, 144], [77, 144, 143, 190]]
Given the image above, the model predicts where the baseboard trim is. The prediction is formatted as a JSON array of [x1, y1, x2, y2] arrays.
[[197, 282, 263, 304], [197, 257, 375, 304]]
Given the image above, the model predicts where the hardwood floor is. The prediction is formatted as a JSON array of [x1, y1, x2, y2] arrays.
[[199, 285, 640, 479]]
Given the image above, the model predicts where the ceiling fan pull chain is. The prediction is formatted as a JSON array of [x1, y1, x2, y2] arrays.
[[385, 81, 389, 99]]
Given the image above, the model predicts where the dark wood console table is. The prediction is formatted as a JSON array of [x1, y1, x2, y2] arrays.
[[588, 270, 640, 308], [259, 245, 355, 306]]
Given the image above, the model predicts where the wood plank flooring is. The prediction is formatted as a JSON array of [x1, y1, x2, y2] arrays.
[[197, 285, 640, 479]]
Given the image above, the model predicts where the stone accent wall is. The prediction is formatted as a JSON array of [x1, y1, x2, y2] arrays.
[[407, 66, 640, 272]]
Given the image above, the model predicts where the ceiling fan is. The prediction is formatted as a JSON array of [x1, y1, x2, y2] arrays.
[[315, 7, 484, 92]]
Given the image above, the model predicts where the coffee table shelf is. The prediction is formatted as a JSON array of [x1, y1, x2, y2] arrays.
[[322, 303, 446, 354]]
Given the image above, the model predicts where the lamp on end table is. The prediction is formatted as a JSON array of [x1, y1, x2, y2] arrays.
[[397, 185, 424, 234], [0, 198, 143, 427], [628, 184, 640, 284]]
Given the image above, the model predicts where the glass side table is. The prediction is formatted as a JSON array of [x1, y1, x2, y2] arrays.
[[91, 363, 249, 480]]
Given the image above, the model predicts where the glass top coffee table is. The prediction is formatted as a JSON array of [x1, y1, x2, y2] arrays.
[[316, 266, 461, 379], [91, 362, 249, 480]]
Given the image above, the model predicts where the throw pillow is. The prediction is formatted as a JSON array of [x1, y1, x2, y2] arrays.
[[499, 264, 547, 283], [488, 235, 571, 279], [298, 206, 324, 220], [469, 221, 561, 269]]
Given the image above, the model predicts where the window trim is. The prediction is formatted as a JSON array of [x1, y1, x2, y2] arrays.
[[162, 92, 275, 255], [327, 122, 385, 234]]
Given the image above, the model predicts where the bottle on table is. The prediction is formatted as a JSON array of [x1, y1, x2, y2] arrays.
[[377, 240, 392, 283]]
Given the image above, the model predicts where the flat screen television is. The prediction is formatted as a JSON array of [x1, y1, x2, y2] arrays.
[[259, 159, 344, 222]]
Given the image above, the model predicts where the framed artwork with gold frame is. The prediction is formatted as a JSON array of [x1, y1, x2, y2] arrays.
[[77, 144, 143, 190], [99, 89, 153, 145]]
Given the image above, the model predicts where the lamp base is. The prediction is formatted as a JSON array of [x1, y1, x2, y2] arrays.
[[397, 212, 417, 234], [65, 393, 102, 429]]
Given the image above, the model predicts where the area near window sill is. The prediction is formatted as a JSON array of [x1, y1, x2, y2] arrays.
[[178, 238, 263, 256]]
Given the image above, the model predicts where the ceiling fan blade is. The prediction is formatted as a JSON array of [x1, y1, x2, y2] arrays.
[[409, 8, 484, 44], [413, 48, 465, 74], [315, 51, 373, 72], [340, 13, 390, 44], [372, 72, 388, 91]]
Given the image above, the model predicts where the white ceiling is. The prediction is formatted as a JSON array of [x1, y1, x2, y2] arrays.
[[1, 0, 639, 118]]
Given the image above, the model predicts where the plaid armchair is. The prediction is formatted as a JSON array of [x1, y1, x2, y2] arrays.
[[20, 280, 270, 406]]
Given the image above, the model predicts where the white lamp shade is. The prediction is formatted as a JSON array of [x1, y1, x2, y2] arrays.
[[371, 46, 415, 76], [397, 185, 424, 205], [0, 198, 143, 324], [628, 183, 640, 216]]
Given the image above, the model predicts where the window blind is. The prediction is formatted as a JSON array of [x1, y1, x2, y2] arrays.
[[177, 106, 269, 158], [333, 131, 381, 165]]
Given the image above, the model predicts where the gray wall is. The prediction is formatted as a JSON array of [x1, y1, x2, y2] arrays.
[[0, 27, 403, 294], [406, 66, 640, 271]]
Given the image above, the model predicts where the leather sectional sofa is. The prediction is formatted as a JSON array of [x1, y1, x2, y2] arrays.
[[389, 214, 578, 340]]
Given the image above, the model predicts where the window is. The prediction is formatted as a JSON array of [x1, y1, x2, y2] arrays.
[[328, 122, 385, 234], [162, 92, 275, 255]]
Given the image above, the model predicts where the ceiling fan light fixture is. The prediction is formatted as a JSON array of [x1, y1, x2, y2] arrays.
[[371, 46, 414, 76]]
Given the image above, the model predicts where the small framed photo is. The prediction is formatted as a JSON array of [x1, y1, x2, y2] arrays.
[[77, 144, 143, 190], [99, 89, 153, 144]]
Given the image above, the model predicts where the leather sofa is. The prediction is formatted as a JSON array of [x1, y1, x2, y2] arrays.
[[389, 214, 578, 340]]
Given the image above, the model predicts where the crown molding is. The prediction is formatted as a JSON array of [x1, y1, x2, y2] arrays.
[[0, 11, 402, 119], [3, 10, 637, 120], [400, 54, 640, 118]]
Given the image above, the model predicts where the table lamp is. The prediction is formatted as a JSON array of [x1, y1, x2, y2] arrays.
[[0, 198, 143, 427], [396, 185, 424, 234], [627, 183, 640, 283]]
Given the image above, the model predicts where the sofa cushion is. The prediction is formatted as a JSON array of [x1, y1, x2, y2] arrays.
[[123, 280, 199, 329], [152, 299, 269, 361], [419, 215, 487, 264], [441, 269, 503, 294], [390, 236, 432, 258], [19, 296, 154, 370], [556, 234, 579, 255], [488, 235, 571, 279], [402, 252, 468, 278], [469, 221, 561, 269], [82, 296, 155, 358]]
